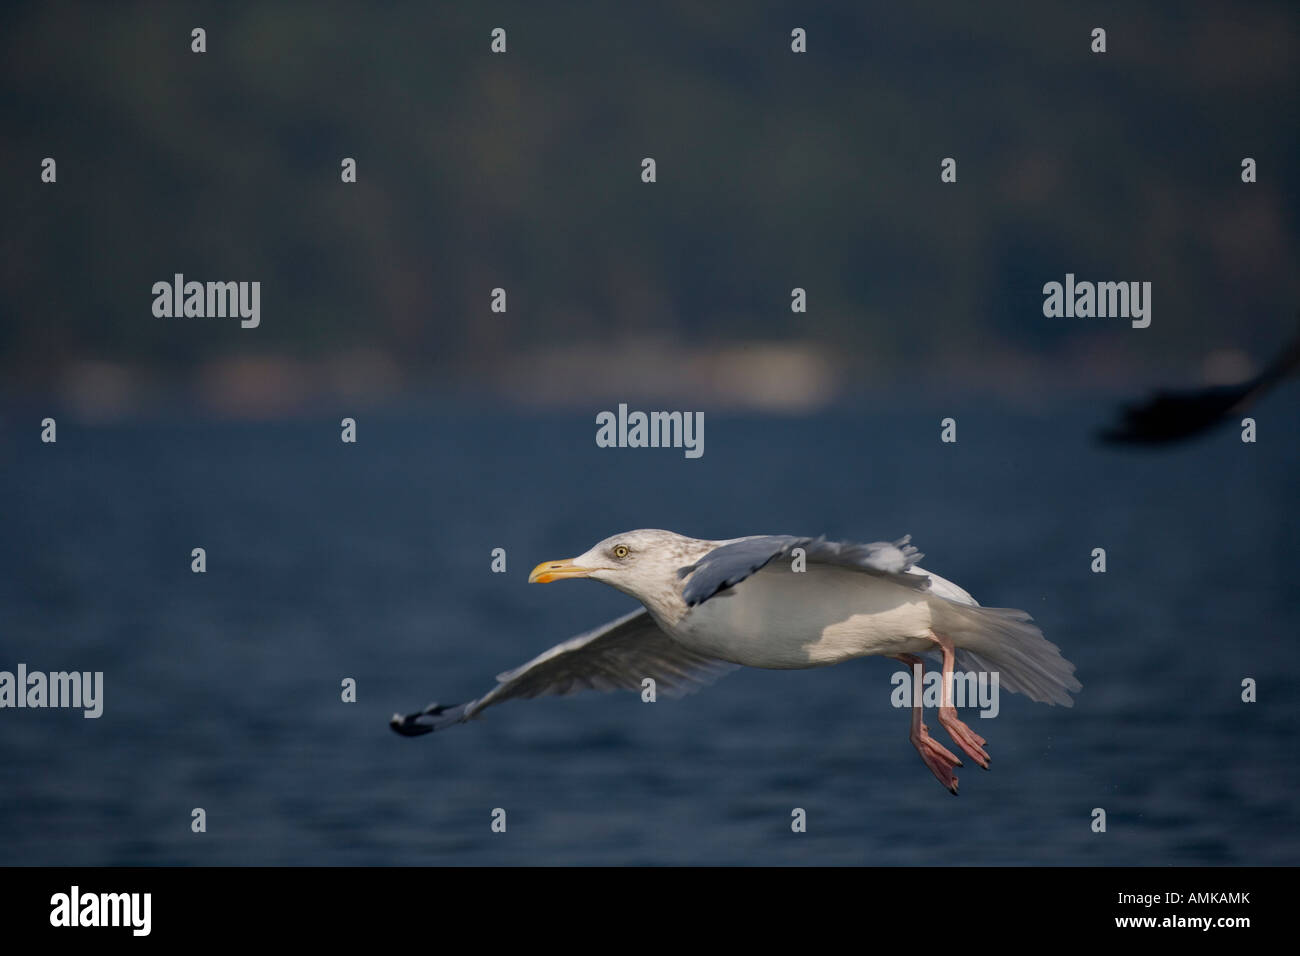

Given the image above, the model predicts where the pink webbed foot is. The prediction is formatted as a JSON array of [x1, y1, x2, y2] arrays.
[[938, 707, 990, 769], [892, 652, 963, 795], [928, 631, 992, 770], [912, 718, 963, 795]]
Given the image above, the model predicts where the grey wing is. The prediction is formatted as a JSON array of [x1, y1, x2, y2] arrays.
[[677, 534, 930, 607], [390, 608, 737, 736]]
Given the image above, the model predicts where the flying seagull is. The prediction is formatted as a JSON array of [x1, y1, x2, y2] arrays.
[[1099, 318, 1300, 445], [391, 530, 1081, 793]]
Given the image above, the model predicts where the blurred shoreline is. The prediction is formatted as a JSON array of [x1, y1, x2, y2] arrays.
[[0, 336, 1275, 423]]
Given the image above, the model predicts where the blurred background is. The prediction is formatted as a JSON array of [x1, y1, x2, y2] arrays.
[[1, 1, 1297, 865]]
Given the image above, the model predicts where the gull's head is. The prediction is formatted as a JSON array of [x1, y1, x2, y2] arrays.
[[528, 529, 713, 606]]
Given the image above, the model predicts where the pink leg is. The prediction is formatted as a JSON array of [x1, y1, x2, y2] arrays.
[[927, 631, 991, 770], [891, 653, 962, 795]]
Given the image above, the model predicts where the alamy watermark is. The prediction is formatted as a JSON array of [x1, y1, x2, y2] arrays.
[[0, 664, 103, 718], [152, 274, 260, 328], [50, 886, 150, 936], [890, 662, 999, 718], [1042, 273, 1150, 328], [595, 403, 704, 458]]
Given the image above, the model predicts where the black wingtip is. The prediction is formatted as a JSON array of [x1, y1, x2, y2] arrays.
[[389, 712, 435, 736], [390, 701, 472, 736]]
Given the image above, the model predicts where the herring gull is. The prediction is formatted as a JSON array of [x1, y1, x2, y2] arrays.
[[391, 530, 1081, 793]]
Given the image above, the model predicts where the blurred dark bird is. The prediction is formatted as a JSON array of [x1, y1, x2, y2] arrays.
[[1099, 318, 1300, 445]]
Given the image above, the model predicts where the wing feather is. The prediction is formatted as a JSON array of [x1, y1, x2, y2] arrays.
[[390, 608, 736, 735], [677, 534, 930, 607]]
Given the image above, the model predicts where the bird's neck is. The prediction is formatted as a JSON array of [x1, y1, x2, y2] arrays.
[[621, 581, 691, 630]]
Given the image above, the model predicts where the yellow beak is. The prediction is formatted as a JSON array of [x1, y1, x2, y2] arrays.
[[528, 559, 593, 584]]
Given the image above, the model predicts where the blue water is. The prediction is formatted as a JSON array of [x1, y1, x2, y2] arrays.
[[2, 402, 1297, 865]]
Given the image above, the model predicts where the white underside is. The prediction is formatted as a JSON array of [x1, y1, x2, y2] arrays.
[[662, 564, 975, 669]]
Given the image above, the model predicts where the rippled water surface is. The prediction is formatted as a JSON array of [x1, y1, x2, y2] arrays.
[[2, 404, 1297, 865]]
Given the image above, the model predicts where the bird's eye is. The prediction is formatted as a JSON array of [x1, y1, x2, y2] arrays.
[[613, 545, 630, 559]]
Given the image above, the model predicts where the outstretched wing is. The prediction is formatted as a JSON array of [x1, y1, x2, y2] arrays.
[[390, 608, 737, 736], [677, 534, 929, 607]]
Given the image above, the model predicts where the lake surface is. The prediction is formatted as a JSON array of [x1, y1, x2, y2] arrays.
[[2, 401, 1297, 865]]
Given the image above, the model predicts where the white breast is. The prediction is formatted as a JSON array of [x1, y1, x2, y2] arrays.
[[664, 564, 939, 669]]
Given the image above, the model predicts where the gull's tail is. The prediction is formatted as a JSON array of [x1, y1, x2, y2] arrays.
[[939, 604, 1081, 706]]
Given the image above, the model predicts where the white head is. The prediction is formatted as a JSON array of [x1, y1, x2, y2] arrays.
[[528, 529, 717, 615]]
